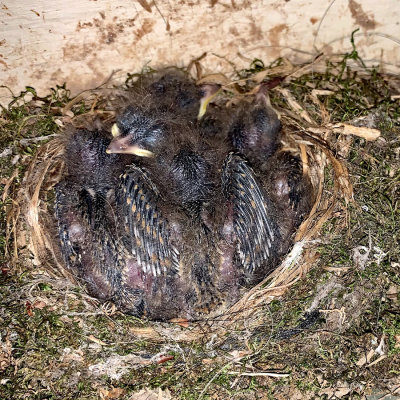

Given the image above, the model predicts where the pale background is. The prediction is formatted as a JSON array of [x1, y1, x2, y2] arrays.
[[1, 0, 399, 104]]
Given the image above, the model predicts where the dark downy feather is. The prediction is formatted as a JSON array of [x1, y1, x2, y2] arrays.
[[222, 153, 280, 284]]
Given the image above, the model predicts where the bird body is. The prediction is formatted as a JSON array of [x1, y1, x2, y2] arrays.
[[227, 86, 312, 261], [55, 129, 136, 308]]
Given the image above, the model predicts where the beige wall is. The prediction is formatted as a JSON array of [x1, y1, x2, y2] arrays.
[[0, 0, 399, 104]]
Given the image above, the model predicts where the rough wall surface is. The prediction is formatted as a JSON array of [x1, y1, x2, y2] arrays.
[[0, 0, 399, 103]]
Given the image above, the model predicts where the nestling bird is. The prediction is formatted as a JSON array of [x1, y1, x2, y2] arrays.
[[55, 127, 146, 313], [107, 104, 219, 216], [124, 68, 204, 122], [227, 84, 312, 260], [107, 103, 230, 317]]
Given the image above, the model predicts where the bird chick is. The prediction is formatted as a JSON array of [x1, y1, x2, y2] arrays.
[[221, 85, 313, 283], [126, 68, 204, 122], [55, 128, 147, 314], [107, 104, 228, 318], [228, 84, 282, 166], [228, 84, 313, 256], [107, 105, 217, 218]]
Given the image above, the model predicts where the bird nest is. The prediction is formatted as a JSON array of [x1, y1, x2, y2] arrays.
[[5, 56, 379, 341]]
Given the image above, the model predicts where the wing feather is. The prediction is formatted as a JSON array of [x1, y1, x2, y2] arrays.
[[120, 165, 180, 278], [222, 153, 278, 274]]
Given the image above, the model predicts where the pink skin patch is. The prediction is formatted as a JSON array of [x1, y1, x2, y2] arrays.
[[125, 258, 153, 292], [68, 222, 85, 243], [218, 205, 238, 291], [275, 176, 290, 198]]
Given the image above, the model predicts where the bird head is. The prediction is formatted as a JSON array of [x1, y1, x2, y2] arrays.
[[229, 84, 282, 163], [64, 128, 131, 198], [149, 71, 203, 118], [106, 106, 165, 158]]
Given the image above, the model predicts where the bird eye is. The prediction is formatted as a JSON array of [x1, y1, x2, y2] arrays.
[[111, 124, 121, 137]]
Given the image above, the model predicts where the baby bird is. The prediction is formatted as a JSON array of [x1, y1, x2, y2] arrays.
[[55, 128, 148, 314], [126, 68, 204, 122], [107, 104, 229, 318], [107, 104, 218, 218], [227, 85, 312, 261]]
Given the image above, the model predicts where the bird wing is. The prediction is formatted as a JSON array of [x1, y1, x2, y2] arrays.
[[55, 181, 147, 316], [222, 153, 277, 274], [282, 153, 304, 210], [119, 165, 180, 278], [55, 181, 127, 276], [55, 182, 81, 269]]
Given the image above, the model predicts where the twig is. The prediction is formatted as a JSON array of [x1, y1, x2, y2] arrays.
[[312, 0, 337, 53], [17, 114, 46, 136], [198, 361, 234, 400], [19, 134, 58, 146], [228, 371, 290, 378]]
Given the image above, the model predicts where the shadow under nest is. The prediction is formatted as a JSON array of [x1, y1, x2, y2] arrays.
[[8, 67, 353, 342]]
